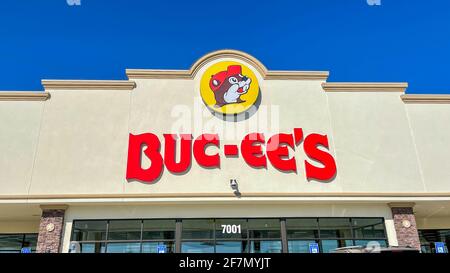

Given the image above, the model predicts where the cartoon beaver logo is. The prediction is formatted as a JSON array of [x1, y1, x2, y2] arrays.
[[200, 61, 260, 115], [209, 65, 252, 107]]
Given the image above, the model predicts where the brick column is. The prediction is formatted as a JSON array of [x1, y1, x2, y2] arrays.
[[389, 203, 421, 251], [36, 205, 68, 253]]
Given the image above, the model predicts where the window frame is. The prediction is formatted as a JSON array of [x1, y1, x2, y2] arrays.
[[0, 233, 38, 253], [70, 218, 177, 253], [70, 217, 388, 253]]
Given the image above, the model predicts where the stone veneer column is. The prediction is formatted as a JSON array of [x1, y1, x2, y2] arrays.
[[389, 203, 421, 251], [36, 205, 68, 253]]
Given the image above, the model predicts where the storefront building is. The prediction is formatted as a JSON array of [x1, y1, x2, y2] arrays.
[[0, 50, 449, 253]]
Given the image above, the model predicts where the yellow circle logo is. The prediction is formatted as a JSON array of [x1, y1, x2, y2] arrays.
[[200, 61, 260, 115]]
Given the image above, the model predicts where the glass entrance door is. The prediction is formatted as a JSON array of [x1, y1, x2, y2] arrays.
[[180, 218, 282, 253]]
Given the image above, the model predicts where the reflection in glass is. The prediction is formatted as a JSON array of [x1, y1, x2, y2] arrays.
[[0, 235, 23, 251], [68, 217, 388, 254], [79, 242, 106, 253], [181, 241, 215, 253], [419, 229, 450, 253], [23, 234, 38, 251], [106, 242, 141, 253], [142, 220, 176, 240], [286, 218, 319, 239], [319, 218, 352, 238], [321, 239, 354, 253], [249, 240, 282, 253], [0, 234, 38, 253], [215, 241, 248, 253], [352, 218, 385, 239], [354, 240, 387, 248], [72, 221, 107, 241], [182, 219, 214, 239], [108, 220, 141, 240], [248, 219, 281, 239]]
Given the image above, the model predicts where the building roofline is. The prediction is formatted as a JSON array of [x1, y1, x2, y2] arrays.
[[126, 49, 330, 80], [0, 91, 50, 101], [1, 192, 450, 200], [322, 82, 408, 93], [41, 80, 136, 90], [401, 94, 450, 104]]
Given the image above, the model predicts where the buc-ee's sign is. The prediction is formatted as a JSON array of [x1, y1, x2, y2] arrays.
[[126, 61, 337, 183], [126, 128, 337, 183]]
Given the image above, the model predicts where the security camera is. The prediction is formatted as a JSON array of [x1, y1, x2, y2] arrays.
[[230, 179, 241, 197], [230, 179, 238, 190]]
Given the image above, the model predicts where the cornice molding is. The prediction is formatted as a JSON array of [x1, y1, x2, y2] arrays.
[[322, 82, 408, 92], [40, 204, 69, 211], [41, 80, 136, 90], [126, 49, 329, 80], [401, 94, 450, 104], [388, 202, 416, 208], [1, 192, 450, 200], [0, 92, 50, 101]]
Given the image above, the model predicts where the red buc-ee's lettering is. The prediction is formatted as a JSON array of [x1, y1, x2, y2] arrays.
[[126, 133, 164, 183], [266, 133, 297, 173], [163, 134, 192, 174], [193, 134, 220, 168], [126, 128, 337, 183], [303, 133, 337, 181], [241, 133, 267, 168]]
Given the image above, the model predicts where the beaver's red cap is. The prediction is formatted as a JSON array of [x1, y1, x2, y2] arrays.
[[209, 65, 242, 92]]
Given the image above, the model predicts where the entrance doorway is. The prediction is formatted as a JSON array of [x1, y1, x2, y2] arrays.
[[70, 217, 388, 253]]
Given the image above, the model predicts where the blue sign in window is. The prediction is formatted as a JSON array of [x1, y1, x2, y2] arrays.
[[157, 244, 167, 253], [309, 243, 319, 254], [21, 247, 32, 254], [435, 242, 446, 253]]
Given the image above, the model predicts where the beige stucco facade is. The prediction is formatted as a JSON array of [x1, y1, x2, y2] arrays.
[[0, 50, 449, 252]]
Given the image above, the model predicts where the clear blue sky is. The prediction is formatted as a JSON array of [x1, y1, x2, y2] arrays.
[[1, 0, 450, 94]]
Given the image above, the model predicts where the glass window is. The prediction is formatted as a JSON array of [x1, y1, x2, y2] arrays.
[[106, 242, 141, 253], [79, 242, 106, 253], [181, 241, 215, 253], [0, 235, 23, 251], [418, 229, 450, 253], [107, 220, 141, 241], [215, 219, 247, 239], [352, 218, 385, 239], [286, 218, 319, 239], [72, 220, 107, 241], [0, 234, 38, 253], [248, 219, 281, 239], [216, 241, 248, 253], [319, 218, 352, 238], [142, 220, 176, 240], [142, 241, 175, 253], [321, 239, 354, 253], [249, 240, 282, 253], [288, 240, 318, 253], [23, 234, 38, 251], [69, 217, 387, 254], [182, 219, 214, 239], [354, 240, 387, 248], [421, 244, 432, 253]]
